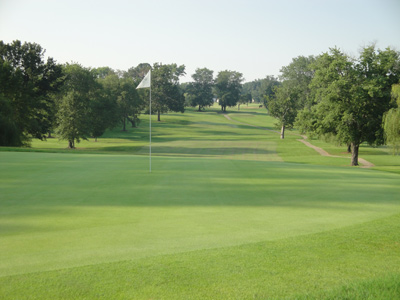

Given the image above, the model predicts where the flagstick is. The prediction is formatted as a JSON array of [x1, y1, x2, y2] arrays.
[[136, 70, 152, 173], [149, 76, 152, 173]]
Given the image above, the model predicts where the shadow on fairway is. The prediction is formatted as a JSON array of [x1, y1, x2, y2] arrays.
[[2, 153, 399, 212], [143, 146, 276, 156]]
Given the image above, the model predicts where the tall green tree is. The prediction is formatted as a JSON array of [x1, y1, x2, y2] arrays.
[[92, 68, 120, 138], [89, 90, 119, 141], [118, 77, 143, 131], [268, 55, 315, 139], [383, 83, 400, 154], [297, 46, 400, 166], [268, 81, 301, 139], [215, 70, 243, 112], [392, 84, 400, 105], [96, 69, 145, 132], [152, 63, 186, 121], [279, 55, 315, 108], [92, 66, 115, 79], [238, 93, 252, 110], [0, 40, 63, 146], [383, 108, 400, 155], [55, 64, 98, 148], [0, 93, 20, 146], [125, 63, 151, 80], [186, 68, 214, 111]]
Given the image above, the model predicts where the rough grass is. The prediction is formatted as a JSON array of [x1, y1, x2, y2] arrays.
[[1, 104, 399, 299]]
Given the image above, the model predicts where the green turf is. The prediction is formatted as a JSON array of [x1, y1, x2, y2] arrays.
[[1, 105, 400, 299]]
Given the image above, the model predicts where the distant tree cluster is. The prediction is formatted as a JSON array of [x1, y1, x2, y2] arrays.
[[184, 68, 245, 112], [242, 76, 280, 104], [184, 69, 281, 112]]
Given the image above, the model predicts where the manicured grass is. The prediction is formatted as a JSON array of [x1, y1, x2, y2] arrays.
[[1, 212, 400, 299], [1, 104, 400, 299]]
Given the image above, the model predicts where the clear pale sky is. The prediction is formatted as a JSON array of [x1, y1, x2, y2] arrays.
[[1, 0, 399, 82]]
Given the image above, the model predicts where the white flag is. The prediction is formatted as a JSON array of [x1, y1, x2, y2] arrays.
[[136, 70, 151, 89]]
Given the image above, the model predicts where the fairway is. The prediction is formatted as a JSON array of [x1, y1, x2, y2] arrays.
[[1, 106, 400, 299]]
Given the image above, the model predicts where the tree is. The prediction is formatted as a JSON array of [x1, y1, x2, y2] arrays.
[[279, 55, 315, 109], [268, 81, 300, 139], [151, 63, 186, 121], [92, 68, 120, 138], [89, 90, 118, 141], [0, 40, 63, 146], [297, 46, 400, 166], [0, 93, 20, 146], [383, 83, 400, 154], [117, 77, 143, 131], [186, 68, 214, 111], [267, 56, 315, 139], [96, 68, 146, 132], [92, 66, 115, 79], [55, 64, 98, 148], [392, 84, 400, 105], [125, 63, 151, 80], [383, 108, 400, 155], [215, 70, 243, 112], [239, 93, 252, 110], [96, 70, 120, 121]]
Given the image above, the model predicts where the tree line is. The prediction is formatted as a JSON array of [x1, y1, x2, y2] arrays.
[[266, 45, 400, 166], [0, 41, 189, 148], [184, 46, 400, 167], [0, 40, 252, 148], [1, 40, 399, 165]]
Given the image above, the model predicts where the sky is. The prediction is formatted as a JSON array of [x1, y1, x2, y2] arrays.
[[1, 0, 399, 83]]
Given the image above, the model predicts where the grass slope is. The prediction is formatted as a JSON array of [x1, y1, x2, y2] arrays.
[[1, 105, 400, 299]]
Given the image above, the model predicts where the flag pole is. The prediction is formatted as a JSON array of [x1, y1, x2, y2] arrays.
[[136, 69, 152, 173], [149, 70, 152, 173]]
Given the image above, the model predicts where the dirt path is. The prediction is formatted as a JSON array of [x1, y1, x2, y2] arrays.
[[297, 139, 331, 156], [297, 136, 374, 168], [223, 114, 375, 168]]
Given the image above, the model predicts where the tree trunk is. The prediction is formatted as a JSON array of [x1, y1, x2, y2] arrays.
[[95, 137, 98, 142], [157, 110, 161, 121], [68, 139, 74, 149], [351, 142, 359, 166], [347, 144, 351, 153], [127, 116, 136, 128], [47, 132, 52, 138], [238, 104, 240, 111], [280, 124, 285, 139], [198, 105, 201, 111]]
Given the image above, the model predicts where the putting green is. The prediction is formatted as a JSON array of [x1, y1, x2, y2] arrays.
[[1, 151, 399, 278]]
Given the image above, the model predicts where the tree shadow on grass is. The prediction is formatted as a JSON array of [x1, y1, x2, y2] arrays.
[[99, 145, 278, 157], [2, 154, 399, 210]]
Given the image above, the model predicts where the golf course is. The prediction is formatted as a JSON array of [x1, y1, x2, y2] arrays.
[[0, 104, 399, 299]]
